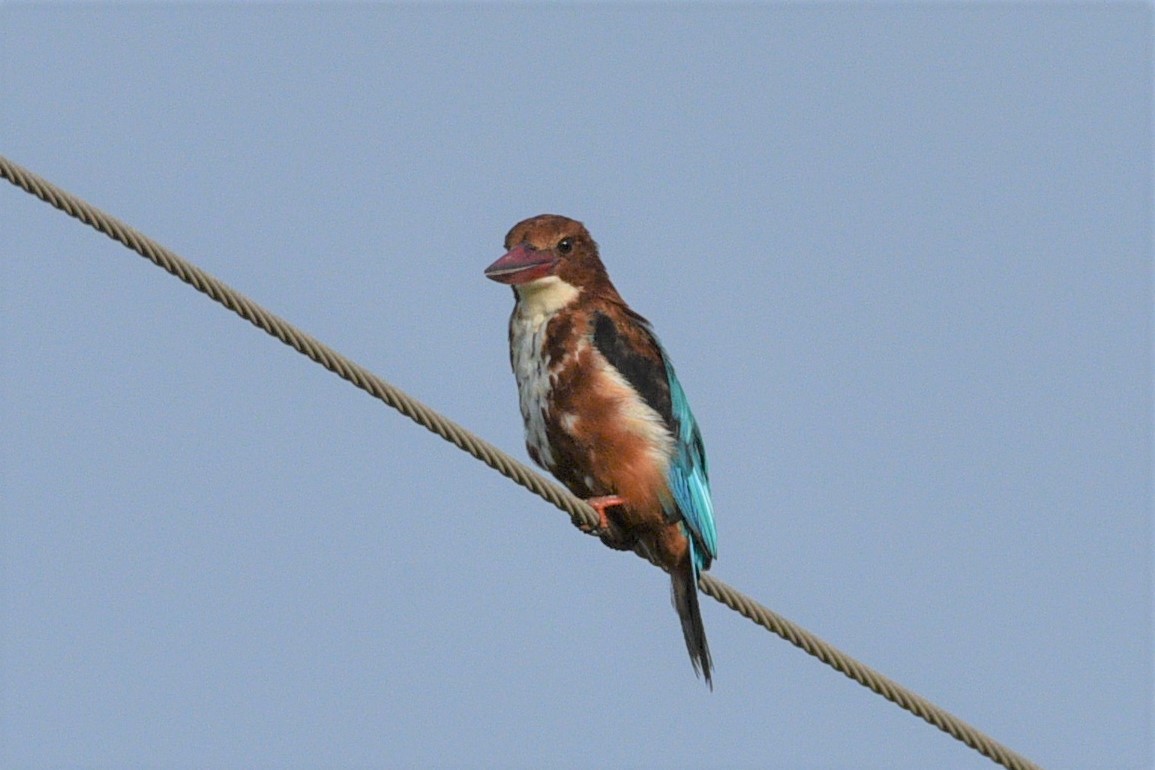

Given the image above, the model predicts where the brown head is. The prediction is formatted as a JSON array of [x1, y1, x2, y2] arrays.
[[484, 214, 616, 297]]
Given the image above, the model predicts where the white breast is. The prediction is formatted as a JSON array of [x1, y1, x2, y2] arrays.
[[509, 276, 582, 470]]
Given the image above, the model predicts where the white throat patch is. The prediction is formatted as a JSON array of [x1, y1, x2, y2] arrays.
[[513, 276, 581, 323]]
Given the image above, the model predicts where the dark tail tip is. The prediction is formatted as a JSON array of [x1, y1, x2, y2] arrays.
[[672, 563, 713, 689]]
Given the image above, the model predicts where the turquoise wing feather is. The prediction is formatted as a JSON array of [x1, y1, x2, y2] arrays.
[[661, 353, 718, 575]]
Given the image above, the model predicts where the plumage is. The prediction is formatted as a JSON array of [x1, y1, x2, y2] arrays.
[[484, 214, 718, 687]]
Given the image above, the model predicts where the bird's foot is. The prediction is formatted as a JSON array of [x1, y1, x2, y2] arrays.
[[581, 495, 624, 532], [580, 495, 635, 551]]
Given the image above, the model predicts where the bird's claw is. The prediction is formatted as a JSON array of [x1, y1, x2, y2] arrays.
[[581, 495, 624, 533], [578, 495, 637, 551]]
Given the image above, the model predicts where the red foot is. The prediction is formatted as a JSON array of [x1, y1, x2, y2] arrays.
[[582, 495, 625, 533]]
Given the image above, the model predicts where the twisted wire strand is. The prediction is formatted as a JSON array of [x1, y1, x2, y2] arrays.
[[1, 154, 1043, 770]]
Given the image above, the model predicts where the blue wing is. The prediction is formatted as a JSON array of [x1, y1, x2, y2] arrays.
[[661, 352, 718, 575], [590, 309, 717, 574]]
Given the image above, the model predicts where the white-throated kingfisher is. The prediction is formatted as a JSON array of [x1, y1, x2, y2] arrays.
[[484, 214, 718, 687]]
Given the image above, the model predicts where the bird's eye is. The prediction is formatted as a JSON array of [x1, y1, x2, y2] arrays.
[[557, 237, 574, 255]]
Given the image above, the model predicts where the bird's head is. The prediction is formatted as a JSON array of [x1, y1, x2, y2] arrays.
[[484, 215, 612, 301]]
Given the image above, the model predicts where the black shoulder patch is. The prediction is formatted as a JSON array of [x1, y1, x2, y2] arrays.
[[593, 312, 673, 428]]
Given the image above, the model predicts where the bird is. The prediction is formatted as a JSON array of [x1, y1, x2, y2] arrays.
[[484, 214, 718, 687]]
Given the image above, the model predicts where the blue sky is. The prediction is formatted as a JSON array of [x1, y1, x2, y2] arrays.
[[2, 4, 1150, 769]]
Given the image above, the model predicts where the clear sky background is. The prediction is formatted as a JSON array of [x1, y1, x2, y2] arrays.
[[2, 4, 1150, 769]]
